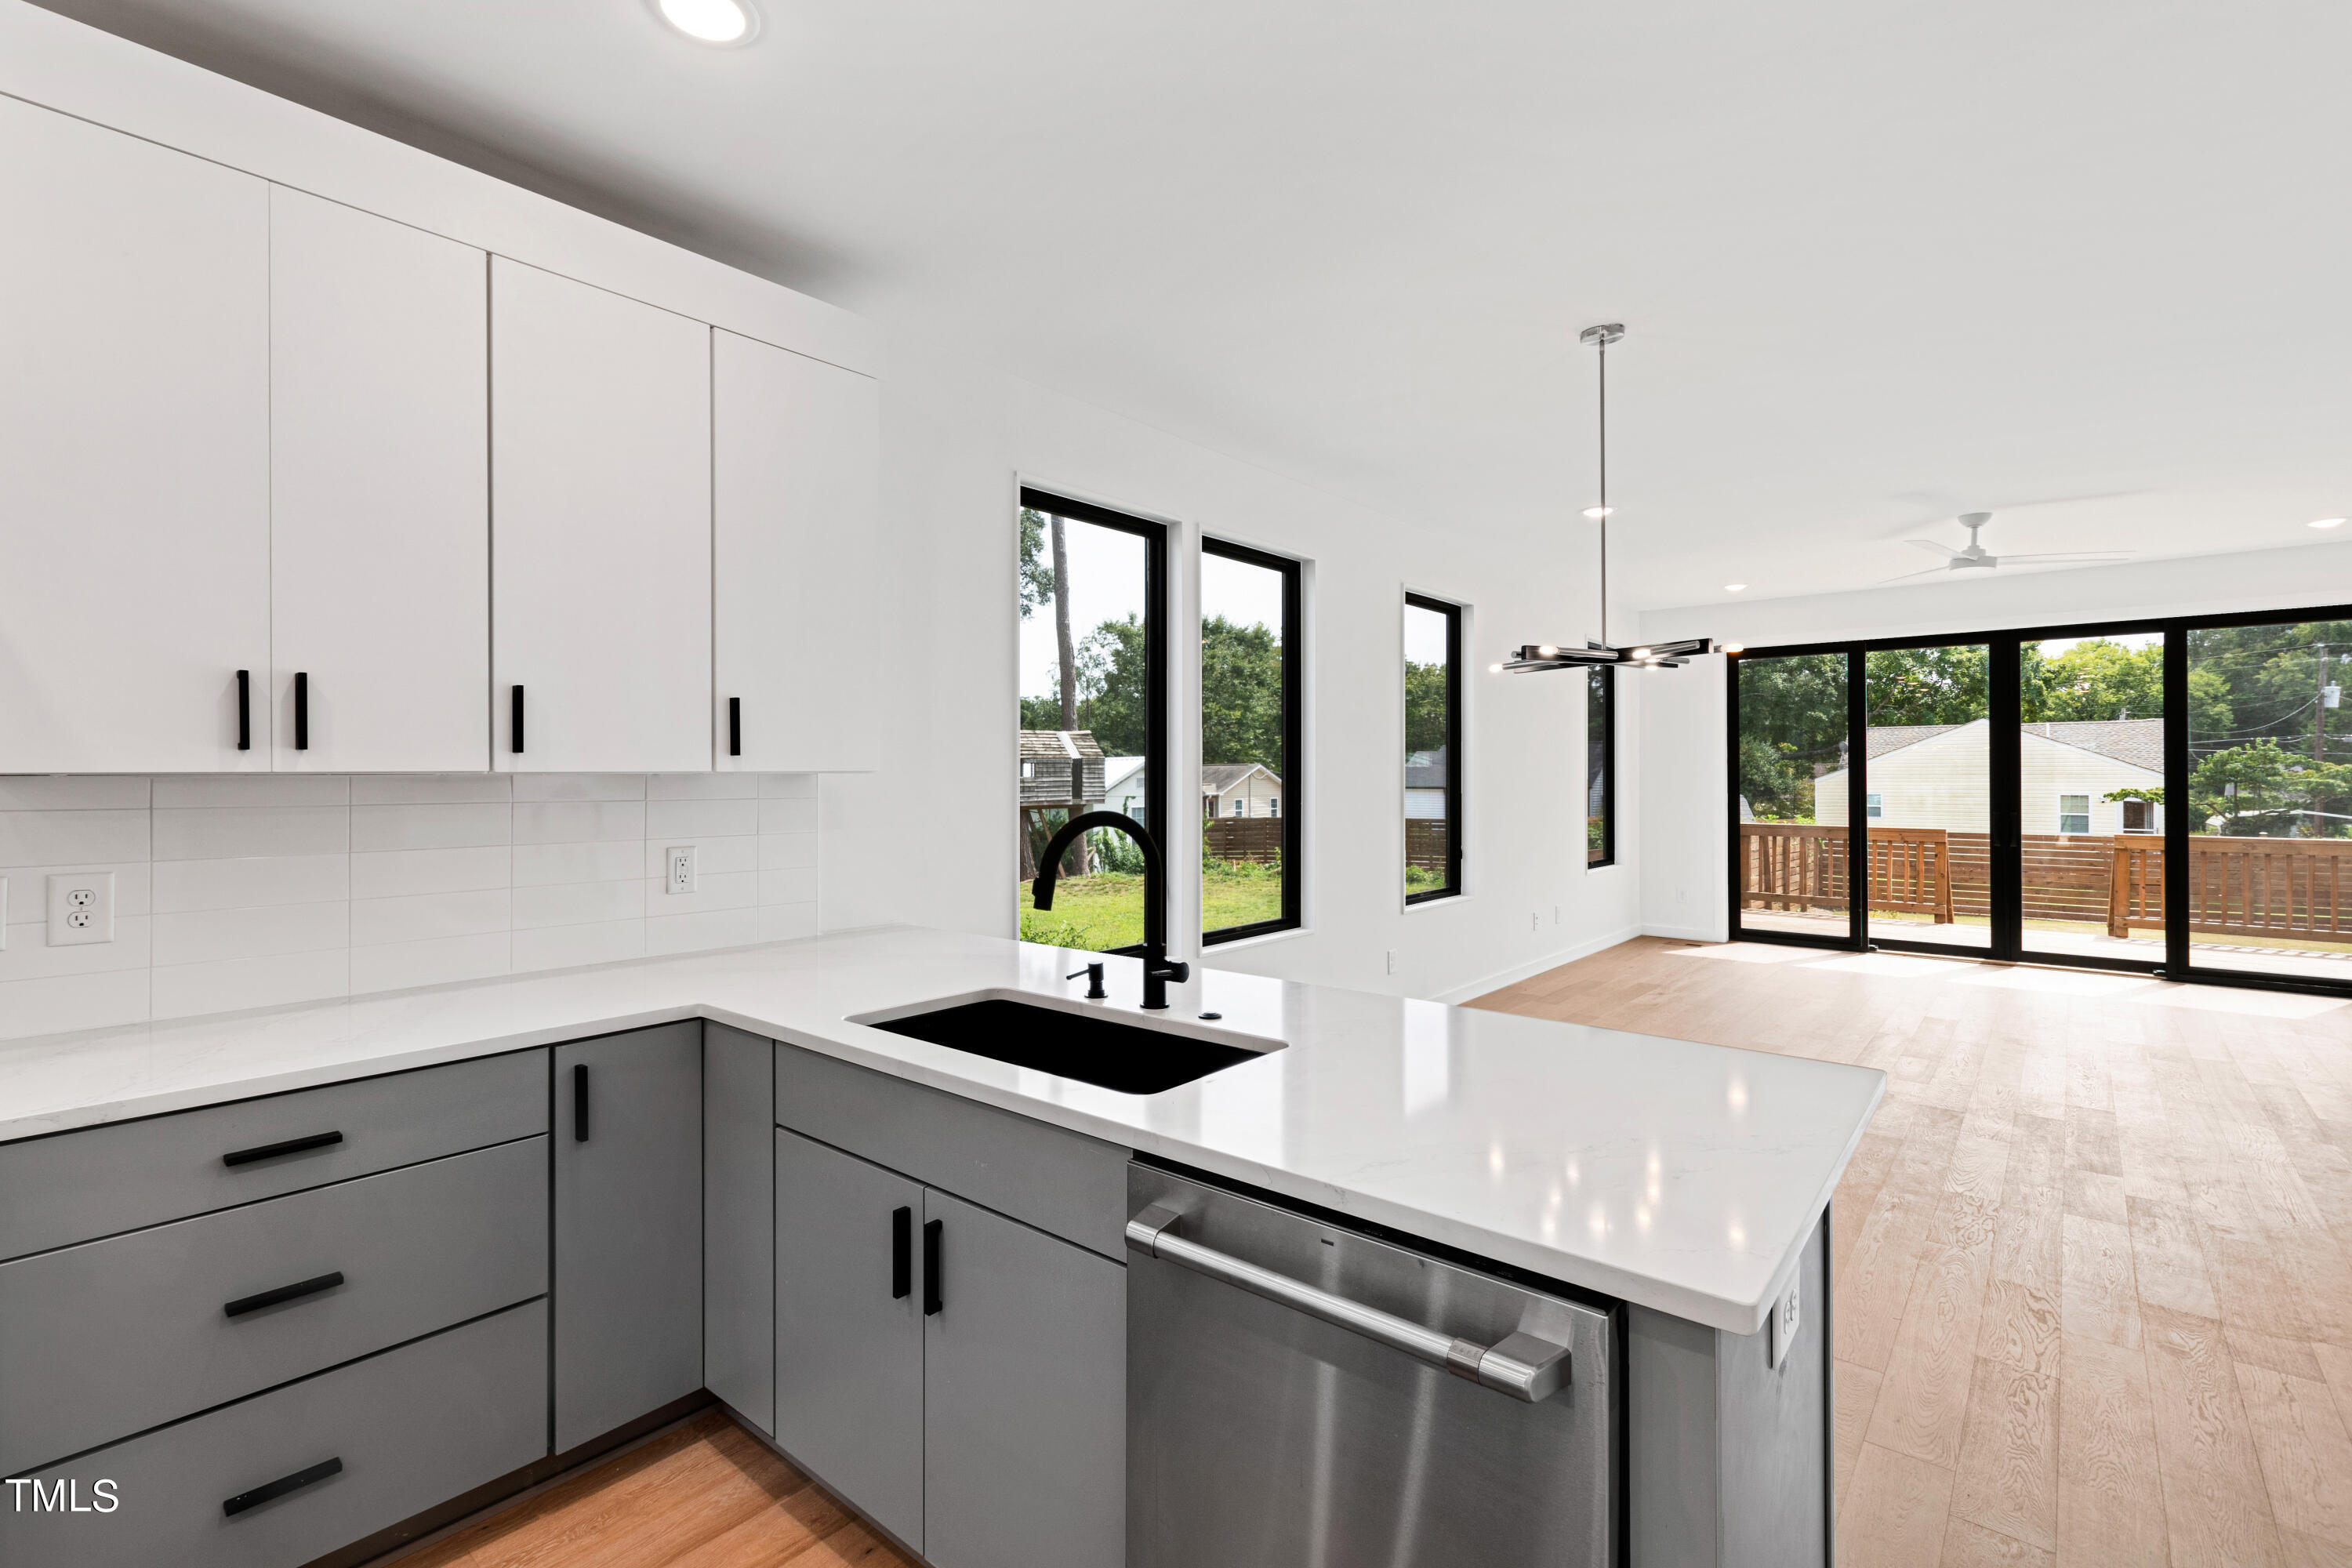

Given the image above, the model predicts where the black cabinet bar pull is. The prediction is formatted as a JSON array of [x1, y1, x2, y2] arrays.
[[223, 1456, 342, 1518], [511, 684, 525, 754], [294, 671, 310, 750], [572, 1062, 589, 1142], [223, 1270, 344, 1319], [222, 1130, 343, 1167], [729, 696, 742, 757], [891, 1206, 913, 1299], [236, 670, 251, 751], [922, 1218, 943, 1316]]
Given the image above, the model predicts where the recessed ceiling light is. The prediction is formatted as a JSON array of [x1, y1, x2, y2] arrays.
[[2312, 517, 2347, 530], [1724, 583, 1748, 592], [655, 0, 757, 45]]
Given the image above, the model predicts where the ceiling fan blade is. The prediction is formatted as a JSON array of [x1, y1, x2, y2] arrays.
[[1880, 564, 1954, 583], [1997, 551, 2132, 564], [1906, 539, 1961, 558]]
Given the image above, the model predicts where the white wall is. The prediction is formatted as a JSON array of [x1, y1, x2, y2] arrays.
[[1632, 541, 2352, 938], [830, 343, 1641, 1005]]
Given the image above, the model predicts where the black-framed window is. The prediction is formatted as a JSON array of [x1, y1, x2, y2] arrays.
[[1727, 598, 2352, 999], [1587, 666, 1616, 867], [1202, 539, 1301, 944], [1016, 488, 1167, 954], [1404, 593, 1463, 902]]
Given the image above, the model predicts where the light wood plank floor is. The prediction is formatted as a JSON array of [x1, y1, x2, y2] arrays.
[[394, 1410, 913, 1568], [1474, 938, 2352, 1568]]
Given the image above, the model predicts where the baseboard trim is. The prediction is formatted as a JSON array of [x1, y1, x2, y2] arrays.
[[1428, 925, 1642, 1005], [1639, 923, 1727, 944]]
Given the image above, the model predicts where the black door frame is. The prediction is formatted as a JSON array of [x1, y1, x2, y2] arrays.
[[1728, 601, 2352, 1000]]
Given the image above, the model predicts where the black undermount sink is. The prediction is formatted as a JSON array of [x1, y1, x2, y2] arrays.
[[861, 996, 1276, 1094]]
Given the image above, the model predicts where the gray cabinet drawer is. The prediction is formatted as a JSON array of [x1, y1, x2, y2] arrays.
[[775, 1043, 1129, 1258], [0, 1049, 547, 1261], [0, 1299, 546, 1568], [0, 1135, 547, 1475]]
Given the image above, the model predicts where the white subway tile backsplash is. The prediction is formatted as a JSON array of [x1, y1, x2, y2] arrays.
[[513, 917, 644, 974], [648, 774, 760, 800], [513, 775, 646, 802], [151, 949, 348, 1019], [153, 807, 347, 861], [0, 970, 151, 1040], [759, 797, 818, 834], [350, 888, 510, 948], [514, 801, 644, 845], [0, 777, 150, 811], [513, 879, 646, 931], [0, 772, 837, 1037], [350, 846, 513, 900], [152, 901, 349, 966], [759, 833, 819, 870], [0, 810, 151, 865], [152, 855, 350, 913], [350, 803, 512, 853], [153, 776, 351, 808], [350, 931, 511, 994], [646, 797, 761, 839], [350, 775, 514, 805], [513, 840, 644, 887]]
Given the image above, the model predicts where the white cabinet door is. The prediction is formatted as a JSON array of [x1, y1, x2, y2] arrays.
[[0, 96, 270, 772], [270, 187, 489, 772], [713, 332, 880, 771], [490, 258, 711, 773]]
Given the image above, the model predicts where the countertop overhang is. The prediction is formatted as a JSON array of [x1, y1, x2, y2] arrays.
[[0, 927, 1883, 1334]]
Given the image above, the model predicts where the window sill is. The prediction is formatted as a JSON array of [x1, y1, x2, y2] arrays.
[[1200, 923, 1309, 955], [1403, 889, 1471, 913]]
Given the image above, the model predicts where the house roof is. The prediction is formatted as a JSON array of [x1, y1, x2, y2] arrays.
[[1202, 762, 1281, 794], [1018, 729, 1104, 760], [1405, 746, 1449, 789], [1857, 717, 2164, 773]]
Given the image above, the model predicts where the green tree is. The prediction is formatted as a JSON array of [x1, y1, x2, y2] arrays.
[[1202, 615, 1284, 773], [1404, 662, 1450, 754], [1073, 615, 1149, 755], [1017, 508, 1054, 620], [2023, 638, 2162, 722], [1737, 652, 1846, 821], [1867, 645, 1986, 726]]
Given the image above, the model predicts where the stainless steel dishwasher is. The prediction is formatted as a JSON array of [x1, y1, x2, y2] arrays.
[[1127, 1162, 1621, 1568]]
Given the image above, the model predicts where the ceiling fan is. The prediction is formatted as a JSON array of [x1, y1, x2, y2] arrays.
[[1884, 511, 2130, 583]]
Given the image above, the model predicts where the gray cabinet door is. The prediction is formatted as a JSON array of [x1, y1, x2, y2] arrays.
[[774, 1128, 924, 1553], [703, 1023, 774, 1435], [923, 1189, 1125, 1568], [553, 1022, 702, 1453]]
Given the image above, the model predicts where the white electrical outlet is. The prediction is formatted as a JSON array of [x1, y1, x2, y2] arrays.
[[1769, 1282, 1802, 1369], [1531, 911, 1540, 931], [665, 846, 697, 895], [1384, 949, 1396, 975], [47, 871, 114, 947]]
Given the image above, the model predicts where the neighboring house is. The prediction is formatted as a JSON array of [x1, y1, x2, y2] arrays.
[[1101, 755, 1148, 826], [1203, 763, 1283, 818], [1405, 746, 1449, 820], [1815, 718, 2161, 836]]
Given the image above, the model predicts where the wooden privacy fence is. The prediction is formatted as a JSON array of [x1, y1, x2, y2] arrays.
[[1406, 818, 1450, 874], [1742, 822, 2352, 943], [1204, 817, 1283, 865]]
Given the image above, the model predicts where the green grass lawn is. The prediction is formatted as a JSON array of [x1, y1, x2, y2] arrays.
[[1018, 862, 1286, 951]]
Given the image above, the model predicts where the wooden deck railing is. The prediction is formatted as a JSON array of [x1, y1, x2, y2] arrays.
[[1743, 822, 2352, 943]]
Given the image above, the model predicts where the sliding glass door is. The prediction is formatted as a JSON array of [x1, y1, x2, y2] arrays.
[[1730, 602, 2352, 997]]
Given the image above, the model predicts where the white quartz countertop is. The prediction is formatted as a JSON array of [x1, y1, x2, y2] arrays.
[[0, 927, 1882, 1334]]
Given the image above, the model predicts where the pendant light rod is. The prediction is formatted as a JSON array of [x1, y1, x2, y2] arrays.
[[1498, 321, 1712, 675]]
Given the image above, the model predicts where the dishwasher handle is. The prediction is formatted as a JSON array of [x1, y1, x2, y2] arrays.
[[1126, 1204, 1570, 1403]]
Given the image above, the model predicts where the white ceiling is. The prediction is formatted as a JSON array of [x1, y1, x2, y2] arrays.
[[38, 0, 2352, 609]]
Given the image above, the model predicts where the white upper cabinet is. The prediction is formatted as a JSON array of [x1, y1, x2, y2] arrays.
[[270, 188, 490, 772], [0, 96, 270, 773], [713, 332, 881, 772], [490, 258, 713, 774]]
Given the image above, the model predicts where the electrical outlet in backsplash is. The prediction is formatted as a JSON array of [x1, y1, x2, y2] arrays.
[[0, 773, 827, 1040]]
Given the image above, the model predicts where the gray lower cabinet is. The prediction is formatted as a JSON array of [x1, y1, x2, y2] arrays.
[[705, 1022, 776, 1436], [924, 1187, 1126, 1568], [774, 1127, 925, 1552], [554, 1022, 703, 1453], [0, 1300, 547, 1568]]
